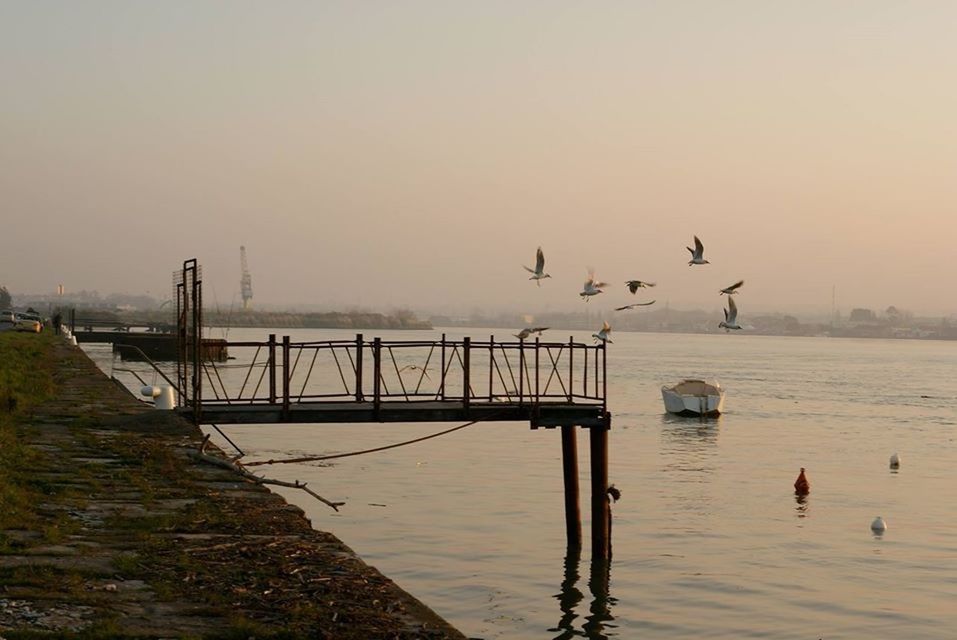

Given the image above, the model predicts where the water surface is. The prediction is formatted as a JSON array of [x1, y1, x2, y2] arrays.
[[87, 329, 957, 639]]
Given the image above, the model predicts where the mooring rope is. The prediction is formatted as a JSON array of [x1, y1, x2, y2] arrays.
[[242, 411, 507, 467]]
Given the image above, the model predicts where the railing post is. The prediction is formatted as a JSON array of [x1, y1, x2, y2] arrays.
[[70, 308, 76, 333], [594, 344, 599, 399], [463, 337, 471, 411], [568, 336, 574, 402], [488, 335, 494, 402], [355, 334, 364, 401], [518, 338, 525, 404], [282, 335, 290, 419], [534, 337, 540, 403], [373, 337, 382, 417], [440, 333, 447, 401], [268, 334, 276, 404], [583, 340, 588, 397], [602, 340, 607, 409]]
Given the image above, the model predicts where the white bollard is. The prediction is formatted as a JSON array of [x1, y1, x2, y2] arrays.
[[141, 385, 175, 410], [154, 386, 176, 410], [69, 335, 78, 346]]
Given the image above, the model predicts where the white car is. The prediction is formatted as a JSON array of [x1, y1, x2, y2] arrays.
[[14, 312, 43, 333]]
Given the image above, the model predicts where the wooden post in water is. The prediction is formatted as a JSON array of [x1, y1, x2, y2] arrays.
[[590, 426, 610, 560], [561, 424, 582, 549]]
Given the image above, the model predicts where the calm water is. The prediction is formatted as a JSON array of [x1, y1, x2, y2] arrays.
[[86, 329, 957, 639]]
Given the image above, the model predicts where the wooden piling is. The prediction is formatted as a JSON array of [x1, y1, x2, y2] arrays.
[[561, 425, 582, 549], [590, 426, 610, 560]]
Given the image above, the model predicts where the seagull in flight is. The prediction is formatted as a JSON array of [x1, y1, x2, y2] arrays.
[[398, 364, 432, 380], [719, 297, 742, 332], [523, 246, 551, 286], [625, 280, 656, 294], [580, 270, 607, 301], [615, 300, 656, 311], [687, 235, 710, 266], [719, 280, 744, 295], [592, 321, 613, 344], [514, 326, 550, 340]]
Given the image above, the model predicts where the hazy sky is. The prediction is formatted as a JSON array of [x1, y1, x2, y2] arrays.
[[3, 2, 956, 316]]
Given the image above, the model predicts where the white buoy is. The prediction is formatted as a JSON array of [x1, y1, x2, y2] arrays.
[[871, 516, 887, 533], [889, 453, 901, 469], [68, 335, 78, 346]]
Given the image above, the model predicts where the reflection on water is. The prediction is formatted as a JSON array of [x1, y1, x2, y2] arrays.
[[659, 414, 721, 447], [794, 493, 809, 518], [551, 549, 617, 639]]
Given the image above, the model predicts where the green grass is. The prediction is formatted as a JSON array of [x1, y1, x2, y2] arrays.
[[0, 331, 57, 532]]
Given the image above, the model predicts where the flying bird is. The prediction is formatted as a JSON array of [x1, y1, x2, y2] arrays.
[[687, 235, 710, 266], [719, 280, 744, 295], [625, 280, 656, 294], [580, 270, 607, 301], [719, 297, 742, 332], [523, 246, 551, 286], [615, 300, 656, 311], [513, 326, 550, 340], [592, 321, 613, 344]]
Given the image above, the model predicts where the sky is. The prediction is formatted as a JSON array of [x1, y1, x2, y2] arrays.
[[2, 1, 956, 317]]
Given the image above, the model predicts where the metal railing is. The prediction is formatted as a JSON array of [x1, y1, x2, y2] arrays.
[[190, 333, 607, 412]]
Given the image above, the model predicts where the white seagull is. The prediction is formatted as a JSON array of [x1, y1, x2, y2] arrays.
[[523, 246, 551, 286], [718, 297, 742, 332], [719, 280, 744, 295], [592, 321, 613, 344], [687, 235, 710, 266], [514, 326, 550, 340], [580, 270, 607, 301], [626, 280, 656, 294], [615, 300, 656, 311]]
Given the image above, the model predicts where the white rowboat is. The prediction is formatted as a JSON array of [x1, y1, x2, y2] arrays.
[[661, 379, 725, 416]]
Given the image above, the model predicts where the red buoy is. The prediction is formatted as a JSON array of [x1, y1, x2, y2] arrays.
[[794, 467, 810, 495]]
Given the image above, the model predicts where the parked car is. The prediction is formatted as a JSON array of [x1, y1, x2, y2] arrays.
[[0, 310, 15, 329], [14, 312, 42, 333]]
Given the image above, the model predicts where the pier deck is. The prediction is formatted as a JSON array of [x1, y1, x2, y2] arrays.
[[184, 399, 610, 428]]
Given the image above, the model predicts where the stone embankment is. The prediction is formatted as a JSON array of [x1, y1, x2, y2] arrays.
[[0, 336, 466, 639]]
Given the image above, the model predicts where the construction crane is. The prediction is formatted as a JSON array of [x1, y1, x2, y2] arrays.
[[240, 246, 253, 310]]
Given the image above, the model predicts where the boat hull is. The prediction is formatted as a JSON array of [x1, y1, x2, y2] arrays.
[[661, 380, 726, 416]]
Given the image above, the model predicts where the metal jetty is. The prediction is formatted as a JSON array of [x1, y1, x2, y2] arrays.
[[172, 259, 614, 558]]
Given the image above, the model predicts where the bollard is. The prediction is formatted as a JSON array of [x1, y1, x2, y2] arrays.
[[154, 386, 176, 410], [140, 385, 176, 410]]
